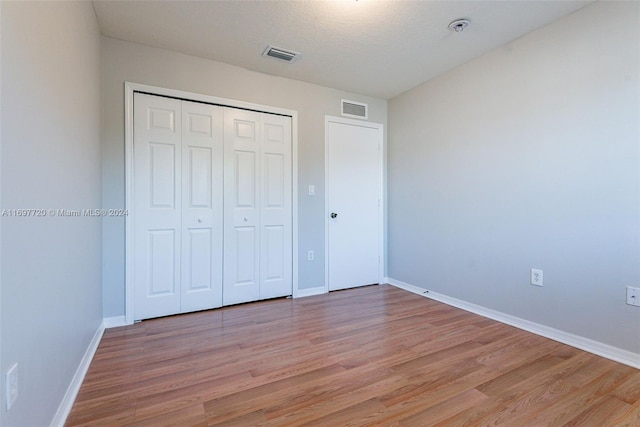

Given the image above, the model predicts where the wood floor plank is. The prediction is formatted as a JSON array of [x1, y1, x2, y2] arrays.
[[398, 388, 489, 426], [431, 351, 595, 426], [612, 398, 640, 426], [129, 403, 206, 427], [66, 285, 639, 426], [267, 373, 406, 426], [201, 364, 348, 424], [611, 371, 640, 404], [473, 354, 620, 426], [475, 354, 565, 396], [546, 395, 630, 426]]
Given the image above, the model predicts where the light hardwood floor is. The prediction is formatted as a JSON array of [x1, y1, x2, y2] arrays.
[[66, 285, 640, 426]]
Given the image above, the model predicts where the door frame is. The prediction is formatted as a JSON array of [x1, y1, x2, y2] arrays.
[[324, 115, 384, 293], [124, 82, 299, 325]]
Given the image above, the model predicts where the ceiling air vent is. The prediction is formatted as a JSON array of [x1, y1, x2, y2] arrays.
[[341, 99, 368, 120], [262, 45, 301, 63]]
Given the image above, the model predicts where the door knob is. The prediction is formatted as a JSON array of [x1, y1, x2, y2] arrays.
[[197, 218, 203, 223], [331, 212, 338, 218]]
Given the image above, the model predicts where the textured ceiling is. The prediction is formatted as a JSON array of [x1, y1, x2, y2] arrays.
[[93, 0, 595, 99]]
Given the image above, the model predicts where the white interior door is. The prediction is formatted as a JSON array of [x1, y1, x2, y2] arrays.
[[134, 93, 224, 320], [223, 109, 293, 305], [326, 117, 383, 291]]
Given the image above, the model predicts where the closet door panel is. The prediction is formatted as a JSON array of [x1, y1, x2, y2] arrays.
[[180, 101, 224, 312], [133, 93, 182, 320], [223, 108, 261, 305], [259, 114, 292, 299]]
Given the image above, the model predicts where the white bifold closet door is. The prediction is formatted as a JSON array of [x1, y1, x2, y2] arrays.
[[133, 93, 292, 321], [223, 108, 292, 305], [134, 93, 224, 320]]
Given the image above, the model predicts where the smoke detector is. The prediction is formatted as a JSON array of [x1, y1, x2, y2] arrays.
[[448, 19, 470, 33]]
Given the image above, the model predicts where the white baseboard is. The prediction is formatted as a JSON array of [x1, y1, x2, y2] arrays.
[[103, 315, 127, 328], [294, 286, 326, 298], [50, 321, 105, 427], [385, 277, 640, 369]]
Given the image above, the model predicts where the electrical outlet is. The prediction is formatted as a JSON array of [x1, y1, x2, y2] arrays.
[[531, 268, 543, 287], [307, 250, 314, 262], [627, 286, 640, 307], [6, 363, 18, 411]]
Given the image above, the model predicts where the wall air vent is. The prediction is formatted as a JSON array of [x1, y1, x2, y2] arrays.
[[341, 99, 368, 120], [262, 45, 301, 63]]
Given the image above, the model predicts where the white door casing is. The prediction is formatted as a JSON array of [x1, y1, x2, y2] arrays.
[[325, 116, 383, 292]]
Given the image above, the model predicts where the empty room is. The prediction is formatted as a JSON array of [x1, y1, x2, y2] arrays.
[[1, 0, 639, 426]]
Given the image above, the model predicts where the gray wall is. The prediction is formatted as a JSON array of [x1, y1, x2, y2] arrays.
[[101, 37, 387, 317], [0, 2, 103, 426], [388, 1, 640, 353]]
